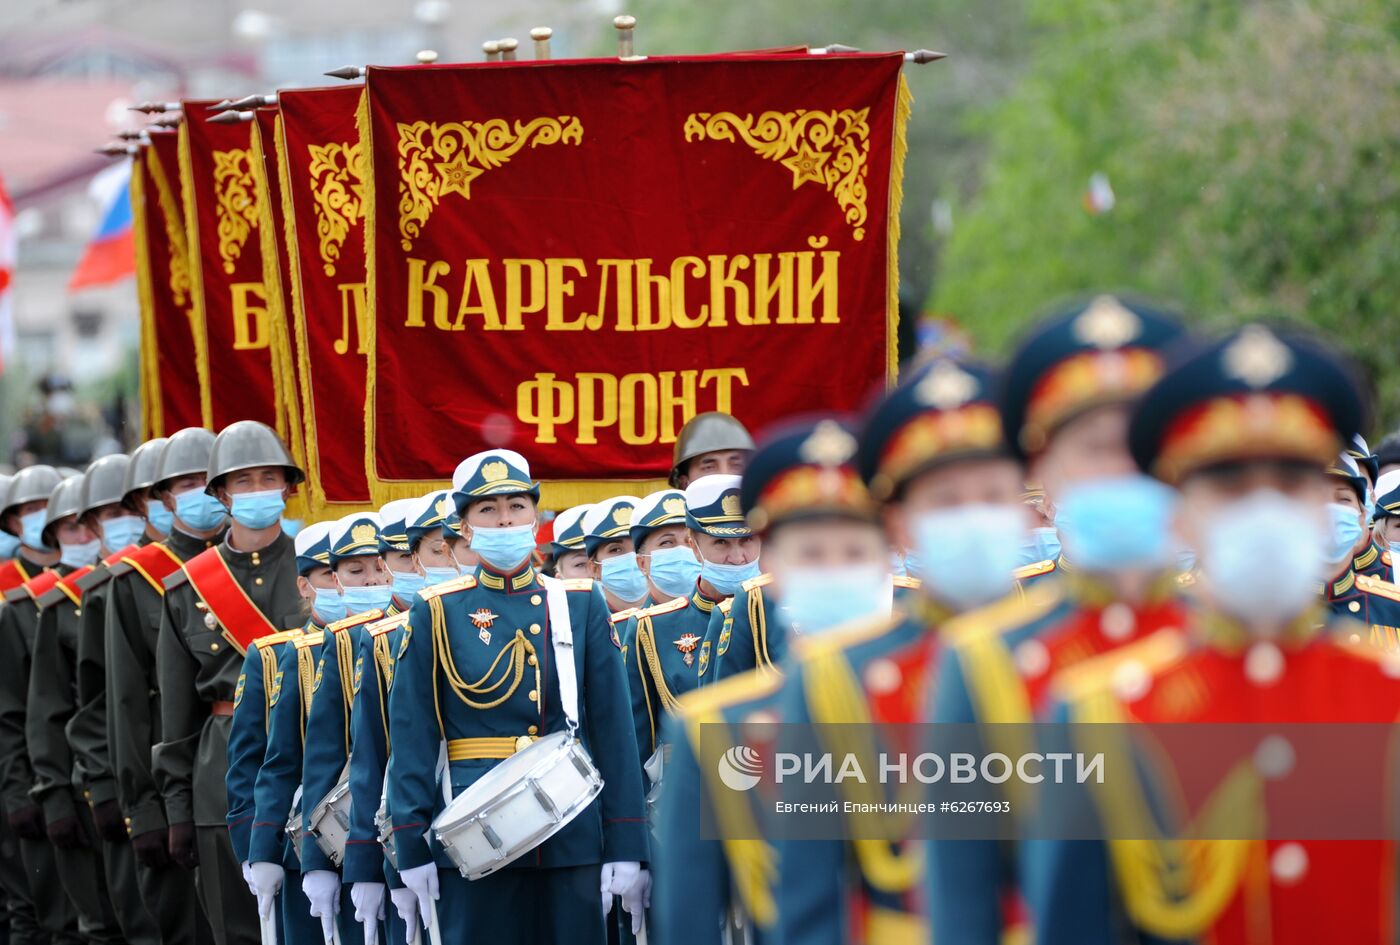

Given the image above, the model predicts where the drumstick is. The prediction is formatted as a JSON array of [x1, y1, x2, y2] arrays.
[[259, 908, 279, 945], [636, 921, 649, 945], [426, 902, 444, 945]]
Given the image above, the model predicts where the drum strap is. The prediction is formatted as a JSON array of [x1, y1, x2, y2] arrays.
[[539, 575, 580, 729]]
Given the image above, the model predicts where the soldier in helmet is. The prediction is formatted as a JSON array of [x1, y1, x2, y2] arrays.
[[154, 421, 306, 945], [106, 429, 222, 943], [27, 470, 127, 943], [669, 412, 755, 489], [0, 464, 82, 942], [0, 472, 24, 593]]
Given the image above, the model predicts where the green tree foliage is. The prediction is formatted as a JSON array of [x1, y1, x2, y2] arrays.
[[934, 0, 1400, 423]]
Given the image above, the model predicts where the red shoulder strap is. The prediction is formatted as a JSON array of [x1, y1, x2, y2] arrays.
[[120, 542, 185, 596], [0, 559, 28, 593], [21, 569, 61, 602], [53, 566, 95, 606], [182, 547, 278, 656], [103, 544, 138, 567]]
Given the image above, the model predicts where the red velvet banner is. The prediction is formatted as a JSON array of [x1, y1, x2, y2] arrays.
[[178, 102, 282, 431], [274, 85, 373, 511], [362, 52, 909, 505], [134, 131, 205, 436]]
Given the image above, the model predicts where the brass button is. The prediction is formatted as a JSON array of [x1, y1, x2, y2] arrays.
[[527, 725, 538, 735], [1349, 601, 1361, 613], [254, 577, 264, 586], [527, 655, 537, 667], [83, 790, 91, 799], [124, 817, 132, 826], [210, 642, 220, 652], [74, 609, 82, 617], [528, 689, 538, 701], [529, 623, 541, 635], [530, 595, 542, 606], [251, 552, 261, 566]]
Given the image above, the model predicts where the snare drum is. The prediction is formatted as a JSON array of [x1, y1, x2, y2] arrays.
[[285, 790, 304, 861], [307, 767, 353, 866], [375, 798, 397, 870], [431, 730, 603, 880]]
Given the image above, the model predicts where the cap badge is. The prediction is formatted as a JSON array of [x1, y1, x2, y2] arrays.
[[799, 420, 857, 467], [351, 522, 377, 545], [435, 497, 450, 517], [1073, 296, 1141, 349], [915, 359, 977, 409], [721, 493, 743, 517], [611, 506, 632, 527], [662, 497, 686, 517], [1224, 325, 1292, 389], [481, 461, 509, 483]]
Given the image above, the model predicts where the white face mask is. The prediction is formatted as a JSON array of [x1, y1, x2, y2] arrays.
[[59, 538, 102, 569], [1201, 490, 1326, 629], [910, 504, 1026, 611], [779, 564, 892, 636]]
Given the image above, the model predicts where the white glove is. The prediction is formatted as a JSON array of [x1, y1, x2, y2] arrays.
[[241, 860, 256, 897], [352, 882, 386, 945], [398, 863, 439, 932], [302, 869, 341, 943], [248, 862, 285, 920], [600, 861, 642, 917], [389, 886, 420, 945], [620, 868, 652, 934]]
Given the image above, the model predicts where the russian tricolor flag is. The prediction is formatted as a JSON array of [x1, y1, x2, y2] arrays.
[[68, 161, 136, 292]]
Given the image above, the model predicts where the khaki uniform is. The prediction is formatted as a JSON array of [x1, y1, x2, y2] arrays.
[[153, 533, 302, 945]]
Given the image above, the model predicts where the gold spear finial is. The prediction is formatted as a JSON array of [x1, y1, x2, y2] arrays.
[[614, 15, 636, 58], [530, 27, 552, 60]]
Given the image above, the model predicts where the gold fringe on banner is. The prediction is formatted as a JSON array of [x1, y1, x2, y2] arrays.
[[248, 116, 310, 521], [885, 72, 912, 387], [177, 122, 214, 428], [131, 154, 162, 439]]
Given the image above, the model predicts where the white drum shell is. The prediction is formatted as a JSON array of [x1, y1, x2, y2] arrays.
[[432, 731, 603, 880], [307, 777, 353, 866]]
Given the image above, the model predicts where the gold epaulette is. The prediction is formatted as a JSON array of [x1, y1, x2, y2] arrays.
[[741, 572, 773, 593], [369, 611, 411, 637], [639, 596, 688, 619], [419, 573, 477, 600], [676, 666, 783, 719], [1357, 574, 1400, 604], [561, 577, 595, 592], [1049, 629, 1188, 706], [1012, 558, 1057, 580], [1385, 550, 1394, 567], [892, 574, 921, 589], [251, 629, 300, 650], [294, 630, 326, 649], [943, 580, 1063, 649], [718, 597, 734, 616], [328, 608, 385, 634], [610, 607, 639, 625], [1177, 570, 1197, 588]]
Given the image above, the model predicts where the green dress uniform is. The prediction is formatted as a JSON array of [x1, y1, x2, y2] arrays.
[[698, 574, 776, 685], [28, 560, 124, 943], [70, 550, 162, 945], [106, 528, 218, 944], [386, 450, 648, 945], [0, 559, 82, 944], [155, 532, 303, 945]]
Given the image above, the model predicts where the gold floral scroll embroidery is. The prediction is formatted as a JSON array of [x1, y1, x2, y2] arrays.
[[212, 149, 259, 274], [307, 142, 365, 276], [683, 108, 872, 240], [396, 116, 584, 251]]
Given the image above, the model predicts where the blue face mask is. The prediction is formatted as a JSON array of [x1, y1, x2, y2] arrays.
[[342, 584, 394, 615], [313, 587, 346, 624], [1364, 490, 1377, 523], [912, 504, 1026, 611], [229, 490, 286, 530], [20, 509, 49, 550], [1054, 475, 1179, 572], [100, 515, 146, 552], [1017, 526, 1062, 568], [281, 519, 304, 538], [0, 528, 19, 560], [644, 545, 701, 598], [468, 522, 536, 570], [780, 565, 890, 636], [600, 552, 649, 602], [699, 555, 761, 598], [175, 488, 228, 532], [889, 552, 907, 578], [145, 499, 174, 537], [422, 565, 461, 586], [1203, 491, 1324, 624], [391, 568, 426, 601], [901, 551, 921, 578], [59, 539, 102, 569], [1324, 501, 1364, 565]]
